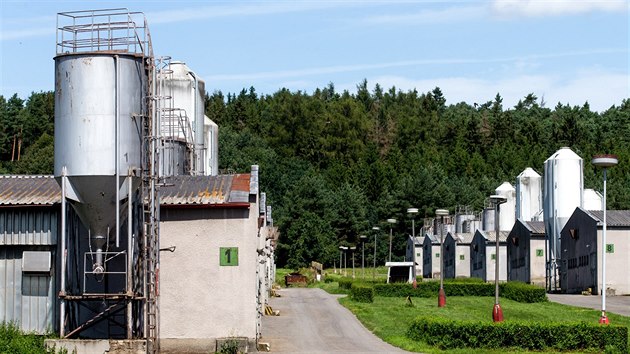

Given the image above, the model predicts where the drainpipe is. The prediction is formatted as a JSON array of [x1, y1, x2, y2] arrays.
[[188, 70, 204, 175]]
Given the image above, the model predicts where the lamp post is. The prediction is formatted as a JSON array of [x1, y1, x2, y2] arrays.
[[350, 246, 356, 278], [387, 218, 397, 262], [435, 209, 449, 307], [592, 154, 618, 325], [339, 246, 343, 275], [489, 195, 507, 322], [372, 226, 380, 279], [360, 235, 367, 278]]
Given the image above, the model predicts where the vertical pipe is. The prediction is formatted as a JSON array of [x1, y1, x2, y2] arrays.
[[439, 217, 444, 290], [60, 169, 67, 337], [188, 70, 203, 175], [115, 55, 120, 248], [373, 234, 376, 279], [127, 175, 133, 339]]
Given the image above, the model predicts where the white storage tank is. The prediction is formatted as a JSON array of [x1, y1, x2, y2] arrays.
[[496, 182, 516, 231], [455, 214, 476, 233], [516, 167, 542, 221], [583, 188, 603, 211], [482, 207, 495, 232], [543, 147, 583, 288], [165, 61, 206, 175], [205, 116, 219, 176]]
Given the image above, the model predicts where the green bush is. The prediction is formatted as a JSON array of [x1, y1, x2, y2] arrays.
[[350, 284, 374, 303], [338, 278, 354, 290], [0, 322, 57, 354], [372, 281, 547, 303], [407, 317, 628, 352], [500, 281, 547, 303]]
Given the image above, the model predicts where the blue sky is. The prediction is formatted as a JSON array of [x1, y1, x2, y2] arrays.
[[1, 0, 628, 112]]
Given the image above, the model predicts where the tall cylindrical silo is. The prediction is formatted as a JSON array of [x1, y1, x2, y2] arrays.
[[54, 53, 145, 269], [516, 167, 542, 221], [455, 214, 475, 233], [165, 61, 206, 175], [205, 116, 219, 176], [482, 208, 495, 232], [496, 182, 516, 231], [583, 188, 603, 211], [543, 147, 583, 289]]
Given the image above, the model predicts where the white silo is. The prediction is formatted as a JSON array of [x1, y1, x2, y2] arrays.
[[543, 147, 583, 289], [205, 116, 219, 176], [516, 168, 542, 221], [166, 61, 207, 175], [583, 189, 603, 211], [482, 207, 495, 232], [495, 182, 516, 231]]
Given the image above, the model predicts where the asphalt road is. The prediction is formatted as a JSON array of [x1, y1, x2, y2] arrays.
[[261, 288, 410, 353], [547, 294, 630, 317]]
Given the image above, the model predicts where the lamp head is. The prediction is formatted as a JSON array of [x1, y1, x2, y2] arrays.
[[489, 195, 507, 205], [435, 209, 449, 217], [387, 218, 397, 224], [592, 154, 618, 168], [372, 226, 380, 231], [407, 207, 419, 215]]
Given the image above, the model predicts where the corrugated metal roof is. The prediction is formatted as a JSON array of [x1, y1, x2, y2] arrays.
[[523, 221, 546, 235], [0, 175, 60, 206], [477, 230, 509, 243], [455, 232, 474, 244], [160, 174, 251, 206], [586, 210, 630, 227]]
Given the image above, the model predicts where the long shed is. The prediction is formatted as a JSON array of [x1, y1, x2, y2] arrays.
[[507, 219, 546, 286]]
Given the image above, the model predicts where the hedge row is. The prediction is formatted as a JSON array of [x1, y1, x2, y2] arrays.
[[371, 281, 547, 303], [350, 284, 374, 303], [407, 317, 628, 352]]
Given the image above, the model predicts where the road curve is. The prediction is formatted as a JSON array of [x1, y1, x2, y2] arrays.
[[261, 287, 411, 353]]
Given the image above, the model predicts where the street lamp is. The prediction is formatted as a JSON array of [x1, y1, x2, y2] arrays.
[[338, 246, 343, 275], [360, 235, 367, 278], [372, 226, 380, 279], [350, 246, 357, 278], [592, 154, 618, 325], [340, 246, 348, 276], [435, 209, 449, 307], [387, 218, 397, 262], [489, 195, 507, 322]]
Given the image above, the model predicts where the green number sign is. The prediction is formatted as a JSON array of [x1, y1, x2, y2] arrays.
[[459, 255, 465, 260], [491, 254, 496, 260], [536, 249, 544, 257], [220, 247, 239, 266], [606, 244, 614, 253], [435, 253, 440, 258]]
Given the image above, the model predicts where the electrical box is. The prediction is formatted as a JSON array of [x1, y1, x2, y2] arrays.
[[22, 251, 51, 272]]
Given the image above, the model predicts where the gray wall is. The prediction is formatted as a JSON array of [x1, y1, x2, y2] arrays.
[[443, 234, 456, 279], [507, 221, 532, 283], [0, 207, 58, 334], [470, 233, 486, 281], [560, 208, 598, 294]]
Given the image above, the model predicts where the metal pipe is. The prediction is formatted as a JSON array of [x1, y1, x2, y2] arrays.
[[188, 70, 204, 175], [494, 203, 500, 306], [115, 54, 120, 248], [127, 175, 133, 339], [60, 169, 67, 337], [601, 167, 608, 318]]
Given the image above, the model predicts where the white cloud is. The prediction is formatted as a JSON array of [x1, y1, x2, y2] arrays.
[[491, 0, 627, 18], [362, 5, 486, 25]]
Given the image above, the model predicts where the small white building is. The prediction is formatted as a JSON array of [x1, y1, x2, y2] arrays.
[[422, 234, 441, 279], [158, 173, 263, 353], [454, 232, 474, 278], [471, 230, 508, 282], [560, 208, 630, 295]]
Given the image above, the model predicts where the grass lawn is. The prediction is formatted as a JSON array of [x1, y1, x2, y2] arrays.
[[339, 295, 630, 354]]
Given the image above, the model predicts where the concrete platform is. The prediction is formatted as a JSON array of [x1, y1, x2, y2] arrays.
[[547, 294, 630, 317]]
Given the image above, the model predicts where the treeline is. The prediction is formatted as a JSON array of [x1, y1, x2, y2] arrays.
[[2, 82, 629, 269]]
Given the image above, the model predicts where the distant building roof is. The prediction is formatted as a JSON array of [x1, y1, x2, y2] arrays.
[[455, 232, 474, 244], [475, 230, 509, 243], [522, 220, 546, 235], [0, 175, 60, 206], [160, 174, 252, 207], [586, 210, 630, 227]]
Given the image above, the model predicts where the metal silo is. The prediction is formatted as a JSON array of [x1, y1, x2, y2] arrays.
[[496, 182, 516, 231], [164, 61, 206, 175], [53, 9, 158, 344], [54, 53, 145, 249], [583, 188, 603, 211], [482, 207, 495, 232], [516, 167, 542, 221], [543, 147, 584, 290], [205, 116, 219, 176]]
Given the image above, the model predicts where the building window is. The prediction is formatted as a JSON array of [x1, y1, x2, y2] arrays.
[[606, 244, 615, 253], [536, 249, 543, 257]]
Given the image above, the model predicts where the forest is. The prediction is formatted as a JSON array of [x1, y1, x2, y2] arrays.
[[2, 81, 629, 269]]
